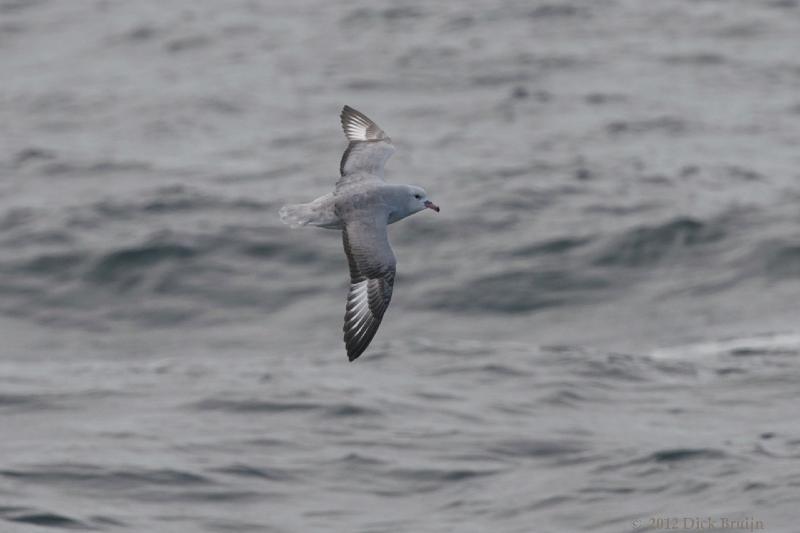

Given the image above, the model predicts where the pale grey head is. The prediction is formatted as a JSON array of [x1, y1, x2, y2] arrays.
[[386, 184, 440, 224]]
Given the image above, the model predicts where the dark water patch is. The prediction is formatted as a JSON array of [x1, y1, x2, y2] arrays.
[[593, 217, 725, 267], [1, 506, 121, 529], [0, 0, 45, 14], [0, 230, 333, 328], [768, 0, 798, 8], [580, 486, 636, 495], [395, 45, 461, 69], [200, 518, 278, 532], [0, 464, 213, 489], [0, 228, 74, 248], [243, 437, 291, 448], [645, 448, 727, 464], [528, 4, 586, 18], [730, 347, 798, 357], [606, 116, 688, 136], [432, 363, 532, 378], [755, 441, 800, 459], [166, 35, 212, 53], [759, 243, 800, 279], [102, 303, 200, 327], [716, 22, 764, 39], [574, 166, 592, 180], [6, 511, 88, 529], [0, 393, 57, 410], [0, 506, 28, 515], [506, 236, 592, 257], [0, 207, 35, 231], [405, 339, 493, 358], [36, 159, 152, 177], [662, 53, 726, 65], [199, 97, 244, 115], [679, 164, 701, 177], [441, 14, 475, 31], [13, 147, 57, 167], [489, 439, 587, 459], [324, 404, 381, 417], [415, 391, 462, 402], [87, 187, 273, 219], [193, 398, 322, 414], [390, 217, 461, 246], [387, 467, 499, 484], [303, 509, 355, 519], [91, 515, 126, 527], [726, 165, 764, 181], [239, 239, 328, 265], [428, 269, 610, 313], [216, 165, 304, 183], [337, 453, 387, 467], [86, 242, 197, 287], [343, 78, 396, 91], [641, 173, 673, 185], [585, 93, 627, 105], [570, 353, 664, 383], [124, 25, 159, 42], [17, 252, 86, 277], [211, 464, 295, 482], [376, 6, 425, 20], [357, 520, 415, 533], [516, 53, 583, 71], [583, 202, 661, 216], [517, 494, 573, 513], [509, 85, 530, 100], [238, 242, 283, 258], [137, 489, 263, 503], [0, 21, 25, 37], [539, 388, 589, 407], [743, 481, 770, 492], [344, 6, 425, 26], [650, 359, 698, 377], [471, 72, 532, 87]]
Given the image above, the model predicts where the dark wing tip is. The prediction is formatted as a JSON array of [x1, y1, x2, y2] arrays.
[[339, 105, 386, 142], [345, 319, 381, 362]]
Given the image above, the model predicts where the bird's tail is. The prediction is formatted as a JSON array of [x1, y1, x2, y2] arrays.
[[279, 193, 342, 229], [279, 203, 314, 228]]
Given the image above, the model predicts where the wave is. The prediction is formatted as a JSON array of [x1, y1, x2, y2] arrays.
[[592, 216, 726, 267], [428, 269, 611, 313], [425, 210, 787, 315], [0, 464, 213, 489], [2, 509, 89, 530], [192, 398, 380, 418]]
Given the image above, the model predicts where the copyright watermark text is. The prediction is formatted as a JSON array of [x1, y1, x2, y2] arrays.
[[632, 516, 764, 531]]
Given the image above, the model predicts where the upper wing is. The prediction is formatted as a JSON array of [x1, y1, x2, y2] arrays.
[[341, 218, 396, 361], [337, 106, 396, 187]]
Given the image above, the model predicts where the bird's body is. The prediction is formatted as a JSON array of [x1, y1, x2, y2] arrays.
[[279, 106, 439, 361]]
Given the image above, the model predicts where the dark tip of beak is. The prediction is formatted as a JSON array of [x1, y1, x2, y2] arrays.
[[424, 200, 440, 213]]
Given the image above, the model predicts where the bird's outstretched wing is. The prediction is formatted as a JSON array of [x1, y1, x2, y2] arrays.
[[341, 218, 396, 361], [337, 105, 396, 188]]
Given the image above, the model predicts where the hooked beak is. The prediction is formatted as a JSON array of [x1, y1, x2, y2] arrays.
[[424, 200, 440, 213]]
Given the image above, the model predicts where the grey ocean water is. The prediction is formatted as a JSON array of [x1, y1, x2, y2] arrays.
[[2, 0, 800, 531]]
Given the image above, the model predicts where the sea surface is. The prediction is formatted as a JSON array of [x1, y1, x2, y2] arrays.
[[1, 0, 800, 531]]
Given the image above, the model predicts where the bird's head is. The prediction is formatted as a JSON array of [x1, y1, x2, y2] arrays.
[[406, 186, 439, 215]]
